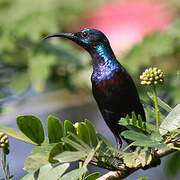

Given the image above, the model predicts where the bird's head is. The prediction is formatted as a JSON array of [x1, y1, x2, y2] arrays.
[[44, 28, 110, 52]]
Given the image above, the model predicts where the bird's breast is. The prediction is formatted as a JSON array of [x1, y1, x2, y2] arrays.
[[91, 70, 127, 91], [91, 70, 130, 108], [91, 68, 145, 120]]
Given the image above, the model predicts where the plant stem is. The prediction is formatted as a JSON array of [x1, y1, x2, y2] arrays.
[[1, 149, 8, 180], [152, 85, 159, 131], [122, 142, 135, 152], [79, 161, 83, 180]]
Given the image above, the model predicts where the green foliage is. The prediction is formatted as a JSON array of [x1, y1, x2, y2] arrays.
[[84, 172, 100, 180], [160, 104, 180, 135], [0, 98, 179, 179], [29, 54, 55, 91], [119, 101, 180, 151], [0, 0, 100, 93], [21, 163, 70, 180], [0, 126, 36, 145], [62, 133, 91, 153], [60, 167, 87, 180], [49, 142, 64, 164], [0, 64, 180, 180], [165, 151, 180, 178], [47, 115, 63, 143], [85, 119, 98, 147], [138, 177, 149, 180], [0, 64, 15, 114], [24, 142, 56, 172], [37, 163, 69, 180], [0, 1, 179, 179], [55, 151, 87, 163], [10, 71, 30, 94], [121, 130, 168, 149], [119, 113, 148, 133], [76, 122, 91, 147], [16, 115, 45, 145], [0, 0, 179, 103], [0, 67, 179, 178], [121, 19, 180, 102], [122, 32, 174, 73], [64, 120, 77, 136], [124, 147, 152, 168]]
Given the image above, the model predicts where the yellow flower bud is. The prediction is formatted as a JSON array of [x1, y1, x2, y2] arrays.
[[140, 67, 164, 86], [0, 132, 5, 138]]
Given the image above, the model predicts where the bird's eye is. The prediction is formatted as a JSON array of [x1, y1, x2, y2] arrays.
[[81, 32, 88, 38]]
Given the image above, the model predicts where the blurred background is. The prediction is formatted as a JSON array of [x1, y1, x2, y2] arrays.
[[0, 0, 179, 179]]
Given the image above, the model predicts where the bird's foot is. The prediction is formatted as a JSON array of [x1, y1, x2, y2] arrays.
[[112, 158, 126, 170]]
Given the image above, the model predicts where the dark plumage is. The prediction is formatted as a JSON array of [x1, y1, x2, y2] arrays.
[[44, 28, 146, 148]]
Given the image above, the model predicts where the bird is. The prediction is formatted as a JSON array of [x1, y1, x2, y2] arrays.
[[44, 28, 146, 149]]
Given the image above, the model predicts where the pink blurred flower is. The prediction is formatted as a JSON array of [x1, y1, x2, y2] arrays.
[[78, 0, 174, 55]]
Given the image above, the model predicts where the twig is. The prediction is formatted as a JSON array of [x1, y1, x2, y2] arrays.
[[97, 140, 179, 180], [1, 149, 8, 180]]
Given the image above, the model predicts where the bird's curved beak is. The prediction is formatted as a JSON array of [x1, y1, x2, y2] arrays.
[[43, 33, 75, 40]]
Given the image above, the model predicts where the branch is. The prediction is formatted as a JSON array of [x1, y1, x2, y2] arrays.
[[97, 140, 179, 180]]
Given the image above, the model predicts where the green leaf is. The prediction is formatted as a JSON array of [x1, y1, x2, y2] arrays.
[[133, 141, 160, 147], [16, 115, 45, 145], [149, 132, 163, 142], [20, 170, 37, 180], [47, 115, 63, 143], [77, 122, 91, 146], [62, 134, 91, 153], [85, 172, 100, 180], [62, 136, 86, 152], [126, 114, 130, 124], [119, 115, 149, 133], [145, 122, 156, 133], [83, 149, 95, 168], [121, 130, 149, 141], [138, 114, 143, 128], [166, 151, 180, 178], [119, 118, 129, 126], [64, 120, 77, 136], [61, 167, 87, 180], [154, 144, 170, 150], [124, 148, 152, 168], [121, 130, 164, 148], [147, 92, 172, 113], [38, 163, 69, 180], [0, 126, 35, 145], [49, 142, 64, 164], [85, 119, 98, 147], [22, 163, 69, 180], [124, 152, 141, 168], [131, 112, 137, 126], [160, 104, 180, 135], [24, 143, 56, 172], [68, 132, 92, 151], [137, 147, 152, 167], [138, 177, 149, 180], [55, 151, 87, 163], [63, 134, 77, 151]]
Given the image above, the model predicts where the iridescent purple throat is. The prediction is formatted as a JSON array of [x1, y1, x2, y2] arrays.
[[90, 44, 123, 83]]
